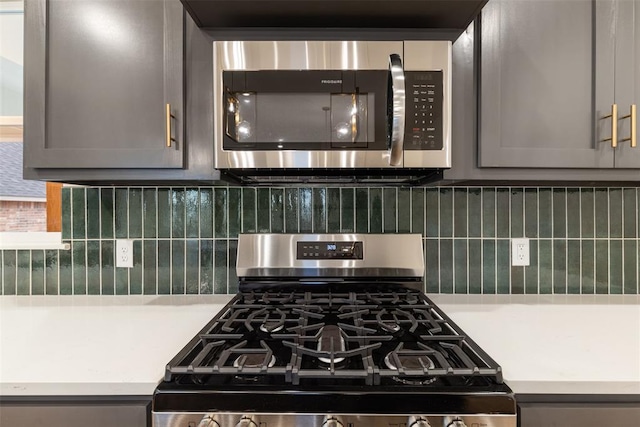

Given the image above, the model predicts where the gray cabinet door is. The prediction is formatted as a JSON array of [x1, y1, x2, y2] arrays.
[[612, 0, 640, 168], [24, 0, 184, 169], [479, 0, 615, 168]]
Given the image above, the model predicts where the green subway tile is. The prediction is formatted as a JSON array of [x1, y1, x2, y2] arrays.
[[100, 188, 114, 239], [341, 188, 355, 233], [172, 240, 185, 294], [257, 188, 271, 233], [552, 188, 566, 238], [86, 189, 100, 239], [200, 240, 213, 295], [539, 240, 552, 294], [553, 240, 566, 294], [87, 241, 100, 295], [510, 266, 524, 295], [62, 189, 71, 240], [214, 188, 228, 238], [242, 188, 257, 233], [157, 188, 171, 238], [567, 240, 580, 294], [495, 188, 509, 238], [186, 240, 199, 294], [496, 239, 510, 294], [72, 188, 86, 239], [228, 188, 241, 238], [426, 188, 439, 237], [115, 265, 128, 295], [482, 188, 496, 238], [271, 188, 284, 234], [59, 249, 72, 295], [31, 250, 45, 295], [355, 188, 369, 233], [439, 239, 453, 293], [284, 188, 299, 233], [595, 188, 608, 238], [609, 188, 623, 238], [468, 188, 481, 238], [624, 240, 637, 294], [468, 239, 481, 294], [172, 188, 186, 238], [580, 188, 595, 238], [524, 188, 538, 238], [454, 240, 467, 293], [185, 189, 200, 238], [425, 239, 439, 293], [525, 239, 538, 294], [115, 188, 128, 238], [411, 188, 424, 235], [143, 240, 157, 295], [595, 240, 608, 294], [538, 188, 552, 238], [214, 240, 228, 294], [581, 240, 595, 294], [327, 188, 341, 233], [623, 188, 637, 238], [312, 188, 327, 233], [143, 189, 157, 238], [453, 188, 467, 237], [157, 240, 171, 295], [101, 241, 115, 295], [439, 188, 453, 237], [17, 250, 30, 295], [369, 188, 383, 233], [383, 188, 397, 233], [72, 242, 86, 295], [130, 240, 142, 295], [609, 240, 622, 294], [299, 188, 313, 233], [510, 188, 524, 238], [566, 189, 580, 238], [398, 188, 411, 233], [482, 240, 496, 294], [129, 188, 143, 239], [199, 189, 213, 238], [45, 250, 59, 295], [228, 240, 239, 294], [0, 250, 18, 295]]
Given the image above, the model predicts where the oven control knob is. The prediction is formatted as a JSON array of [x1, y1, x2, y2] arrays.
[[236, 417, 258, 427], [322, 417, 344, 427], [410, 418, 431, 427], [447, 420, 467, 427], [198, 416, 220, 427]]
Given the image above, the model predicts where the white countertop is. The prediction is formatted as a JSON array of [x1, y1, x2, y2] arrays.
[[1, 294, 639, 397]]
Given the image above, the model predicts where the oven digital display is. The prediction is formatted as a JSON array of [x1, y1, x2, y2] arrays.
[[297, 241, 363, 260]]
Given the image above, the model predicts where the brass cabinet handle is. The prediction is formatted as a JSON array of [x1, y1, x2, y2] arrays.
[[166, 103, 176, 148], [620, 104, 637, 148], [600, 104, 618, 148]]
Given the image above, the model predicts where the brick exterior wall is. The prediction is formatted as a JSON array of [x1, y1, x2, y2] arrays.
[[0, 200, 47, 232]]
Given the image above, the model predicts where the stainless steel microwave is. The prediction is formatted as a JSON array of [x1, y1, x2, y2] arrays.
[[213, 41, 451, 185]]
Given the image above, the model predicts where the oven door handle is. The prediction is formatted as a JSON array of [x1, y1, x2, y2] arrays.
[[388, 53, 405, 167]]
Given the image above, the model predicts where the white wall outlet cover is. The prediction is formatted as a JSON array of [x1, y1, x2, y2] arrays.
[[116, 239, 134, 268], [511, 238, 530, 267]]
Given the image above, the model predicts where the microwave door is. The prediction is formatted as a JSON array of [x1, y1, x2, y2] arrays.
[[388, 54, 406, 167]]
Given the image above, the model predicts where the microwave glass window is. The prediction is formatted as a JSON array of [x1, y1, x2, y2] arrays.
[[226, 92, 375, 144]]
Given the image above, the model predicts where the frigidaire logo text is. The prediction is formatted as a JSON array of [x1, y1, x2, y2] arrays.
[[321, 79, 342, 84]]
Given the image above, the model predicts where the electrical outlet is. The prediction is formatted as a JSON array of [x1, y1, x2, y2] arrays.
[[511, 238, 530, 266], [116, 239, 134, 268]]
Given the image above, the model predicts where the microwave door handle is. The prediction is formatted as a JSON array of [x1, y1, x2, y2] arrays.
[[388, 53, 405, 166]]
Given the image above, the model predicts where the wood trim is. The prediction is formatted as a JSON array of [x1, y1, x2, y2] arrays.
[[46, 182, 62, 232]]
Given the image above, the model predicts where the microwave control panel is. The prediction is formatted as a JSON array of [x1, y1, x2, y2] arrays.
[[405, 71, 443, 150]]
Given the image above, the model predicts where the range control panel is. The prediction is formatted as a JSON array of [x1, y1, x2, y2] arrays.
[[405, 70, 443, 151], [297, 241, 363, 260]]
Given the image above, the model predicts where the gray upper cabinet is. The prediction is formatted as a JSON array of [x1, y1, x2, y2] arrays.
[[24, 0, 184, 170], [479, 0, 614, 169]]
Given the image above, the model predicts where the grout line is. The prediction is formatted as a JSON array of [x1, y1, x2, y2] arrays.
[[84, 189, 88, 295], [99, 189, 103, 295], [578, 188, 582, 295], [28, 250, 32, 295], [155, 189, 159, 295], [368, 188, 371, 233], [607, 187, 611, 294]]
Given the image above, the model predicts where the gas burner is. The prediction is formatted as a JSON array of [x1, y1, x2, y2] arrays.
[[233, 353, 277, 369], [318, 325, 346, 364], [260, 323, 284, 333], [390, 376, 437, 385], [383, 353, 435, 371], [380, 322, 401, 333]]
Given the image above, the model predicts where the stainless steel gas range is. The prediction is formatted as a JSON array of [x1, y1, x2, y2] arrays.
[[153, 234, 516, 427]]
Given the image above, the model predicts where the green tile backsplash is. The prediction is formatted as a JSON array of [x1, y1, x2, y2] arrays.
[[1, 186, 640, 295]]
